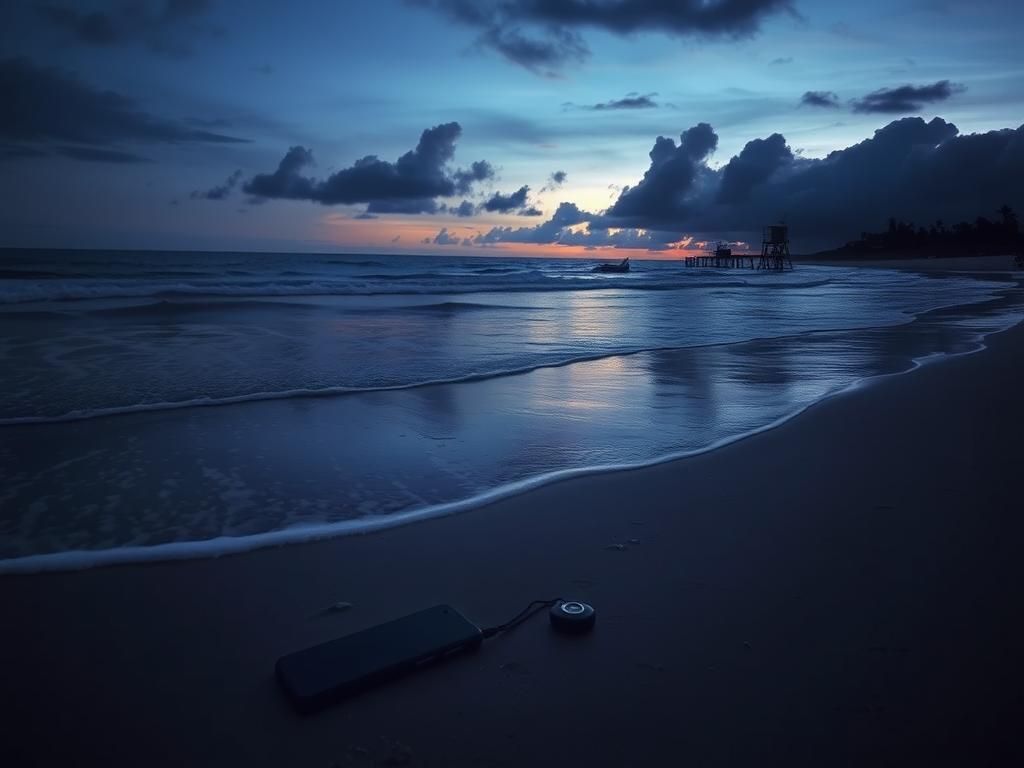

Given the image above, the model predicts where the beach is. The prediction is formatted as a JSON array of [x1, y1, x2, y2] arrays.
[[3, 275, 1022, 766], [795, 253, 1022, 272]]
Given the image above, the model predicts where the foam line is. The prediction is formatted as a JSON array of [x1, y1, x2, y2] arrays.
[[3, 308, 1020, 575]]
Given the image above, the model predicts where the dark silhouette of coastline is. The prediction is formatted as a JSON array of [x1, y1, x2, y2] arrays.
[[811, 205, 1022, 261]]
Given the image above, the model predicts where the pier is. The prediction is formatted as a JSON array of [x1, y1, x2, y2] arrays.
[[683, 225, 793, 270], [684, 242, 754, 268]]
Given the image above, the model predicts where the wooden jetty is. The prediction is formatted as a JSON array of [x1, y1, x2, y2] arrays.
[[683, 225, 794, 270], [684, 241, 754, 269]]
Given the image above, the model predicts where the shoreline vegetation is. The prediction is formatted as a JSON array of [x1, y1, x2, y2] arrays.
[[804, 206, 1024, 265]]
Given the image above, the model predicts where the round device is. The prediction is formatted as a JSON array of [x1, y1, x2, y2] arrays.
[[549, 600, 596, 634]]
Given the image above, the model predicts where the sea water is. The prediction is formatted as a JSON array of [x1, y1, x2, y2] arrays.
[[1, 249, 1020, 571]]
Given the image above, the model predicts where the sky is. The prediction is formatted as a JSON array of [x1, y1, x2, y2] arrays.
[[1, 0, 1022, 256]]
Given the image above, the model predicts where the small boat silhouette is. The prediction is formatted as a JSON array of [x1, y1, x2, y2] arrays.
[[592, 257, 630, 273]]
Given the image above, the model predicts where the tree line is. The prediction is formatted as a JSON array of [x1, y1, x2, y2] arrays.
[[844, 205, 1022, 256]]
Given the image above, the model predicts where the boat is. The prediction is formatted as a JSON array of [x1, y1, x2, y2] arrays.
[[592, 257, 630, 273]]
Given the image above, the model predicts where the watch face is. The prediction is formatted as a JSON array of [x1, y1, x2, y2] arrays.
[[561, 602, 586, 615]]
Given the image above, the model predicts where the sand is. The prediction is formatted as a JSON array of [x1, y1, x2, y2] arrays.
[[3, 305, 1023, 766], [795, 253, 1022, 272]]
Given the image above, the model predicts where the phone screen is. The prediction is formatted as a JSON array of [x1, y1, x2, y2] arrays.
[[276, 604, 482, 712]]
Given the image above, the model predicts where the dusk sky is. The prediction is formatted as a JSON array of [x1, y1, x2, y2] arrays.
[[2, 0, 1022, 255]]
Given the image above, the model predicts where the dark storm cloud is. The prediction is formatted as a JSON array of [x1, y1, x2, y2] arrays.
[[716, 132, 792, 203], [471, 115, 1024, 251], [588, 93, 658, 110], [453, 159, 495, 194], [851, 80, 964, 113], [603, 123, 718, 227], [800, 90, 839, 108], [410, 0, 793, 72], [0, 57, 248, 154], [367, 198, 439, 214], [481, 25, 589, 74], [244, 122, 493, 214], [453, 200, 476, 216], [191, 169, 243, 200], [37, 0, 215, 57], [593, 116, 1024, 248], [243, 145, 316, 199], [483, 185, 530, 212]]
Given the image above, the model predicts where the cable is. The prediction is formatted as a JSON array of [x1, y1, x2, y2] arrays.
[[480, 598, 562, 639]]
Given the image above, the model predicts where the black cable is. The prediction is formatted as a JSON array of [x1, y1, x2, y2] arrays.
[[480, 598, 562, 639]]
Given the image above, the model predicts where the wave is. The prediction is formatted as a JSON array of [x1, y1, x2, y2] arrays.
[[467, 266, 526, 274], [0, 320, 931, 426], [404, 300, 537, 312], [0, 275, 762, 304], [84, 298, 317, 316], [3, 314, 1015, 576], [0, 346, 662, 425]]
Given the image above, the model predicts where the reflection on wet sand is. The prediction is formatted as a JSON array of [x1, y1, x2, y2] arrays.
[[2, 285, 1020, 565]]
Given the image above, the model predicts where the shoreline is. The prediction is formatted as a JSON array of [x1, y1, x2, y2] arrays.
[[3, 276, 1021, 575], [794, 253, 1022, 272], [4, 288, 1023, 765]]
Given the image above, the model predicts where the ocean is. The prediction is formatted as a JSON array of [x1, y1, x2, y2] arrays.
[[1, 249, 1020, 572]]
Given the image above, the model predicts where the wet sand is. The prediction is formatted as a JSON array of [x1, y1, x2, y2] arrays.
[[796, 253, 1022, 272], [3, 318, 1023, 766]]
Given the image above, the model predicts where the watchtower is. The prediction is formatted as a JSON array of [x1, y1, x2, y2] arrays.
[[759, 225, 792, 270]]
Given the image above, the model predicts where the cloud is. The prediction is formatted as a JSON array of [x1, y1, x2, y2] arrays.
[[603, 122, 719, 227], [453, 159, 495, 194], [0, 57, 247, 158], [471, 116, 1024, 251], [37, 0, 216, 57], [432, 227, 461, 245], [191, 169, 243, 200], [475, 201, 592, 244], [452, 200, 476, 217], [770, 57, 792, 65], [801, 90, 839, 108], [541, 169, 568, 192], [595, 116, 1024, 249], [851, 80, 965, 113], [244, 122, 493, 214], [243, 145, 316, 198], [410, 0, 793, 72], [480, 25, 588, 75], [53, 145, 149, 163], [483, 185, 529, 212], [468, 201, 682, 250], [716, 133, 792, 204], [588, 93, 658, 110]]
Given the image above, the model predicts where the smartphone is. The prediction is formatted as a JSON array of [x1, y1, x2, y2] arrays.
[[275, 604, 483, 713]]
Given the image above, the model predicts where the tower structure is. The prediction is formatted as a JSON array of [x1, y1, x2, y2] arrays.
[[759, 225, 792, 270]]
